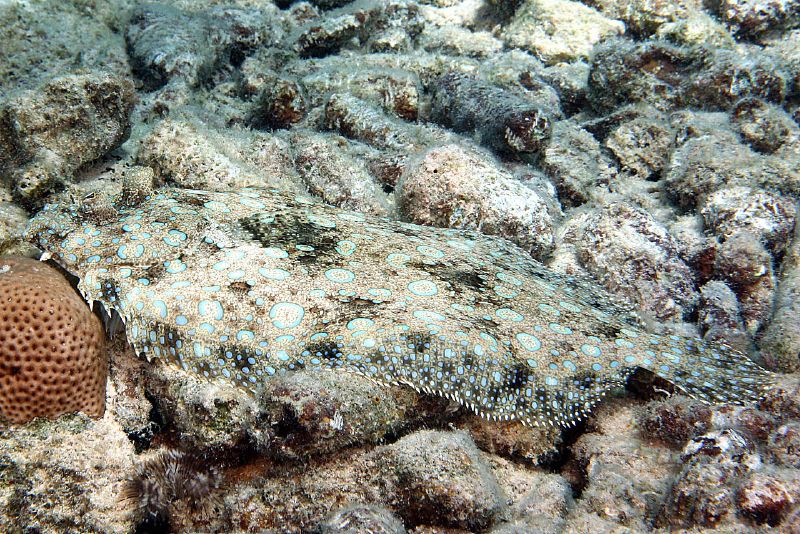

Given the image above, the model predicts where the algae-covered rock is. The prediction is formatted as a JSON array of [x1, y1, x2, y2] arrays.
[[501, 0, 625, 64], [567, 202, 699, 323], [291, 131, 394, 216], [0, 72, 135, 207], [374, 430, 507, 530], [398, 144, 557, 260], [136, 118, 304, 193], [0, 415, 136, 534], [0, 1, 129, 93], [541, 120, 616, 207], [0, 203, 32, 257], [760, 223, 800, 372]]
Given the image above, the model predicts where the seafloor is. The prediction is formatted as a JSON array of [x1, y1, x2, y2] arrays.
[[1, 0, 800, 532]]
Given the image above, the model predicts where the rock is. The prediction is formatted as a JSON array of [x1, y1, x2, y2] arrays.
[[737, 471, 799, 527], [567, 202, 698, 323], [567, 401, 679, 531], [250, 76, 308, 130], [588, 39, 691, 113], [655, 12, 736, 47], [397, 144, 557, 260], [664, 130, 800, 209], [501, 470, 572, 533], [639, 396, 713, 449], [375, 430, 506, 531], [297, 65, 422, 121], [670, 108, 735, 145], [108, 343, 157, 453], [701, 186, 797, 257], [667, 213, 717, 284], [682, 48, 790, 110], [0, 415, 136, 533], [293, 2, 382, 58], [418, 26, 503, 59], [760, 222, 800, 372], [314, 504, 407, 534], [324, 93, 450, 152], [292, 132, 393, 216], [604, 107, 674, 179], [261, 370, 425, 459], [541, 121, 616, 207], [429, 72, 554, 156], [0, 72, 135, 207], [136, 118, 303, 193], [731, 98, 800, 157], [697, 280, 751, 352], [126, 4, 222, 90], [759, 375, 800, 422], [665, 429, 759, 528], [126, 3, 279, 90], [709, 0, 800, 38], [589, 39, 791, 113], [587, 0, 703, 36], [464, 417, 561, 464], [501, 0, 625, 65], [769, 423, 800, 469], [540, 61, 591, 115], [144, 362, 425, 458], [142, 363, 266, 454], [0, 1, 129, 93], [762, 29, 800, 103], [713, 232, 775, 336], [0, 203, 32, 257], [478, 52, 564, 120]]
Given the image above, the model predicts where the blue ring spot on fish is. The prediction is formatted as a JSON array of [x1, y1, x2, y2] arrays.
[[269, 302, 305, 329]]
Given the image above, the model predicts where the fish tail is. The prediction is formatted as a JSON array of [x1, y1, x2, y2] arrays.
[[641, 333, 774, 405]]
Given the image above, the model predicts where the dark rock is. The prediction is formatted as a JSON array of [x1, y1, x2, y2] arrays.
[[375, 430, 506, 531], [769, 422, 800, 468], [665, 429, 758, 528], [640, 396, 712, 449], [430, 72, 553, 155], [701, 186, 797, 257], [709, 0, 800, 38], [589, 39, 791, 113], [737, 472, 798, 527], [604, 107, 674, 178], [251, 77, 308, 130], [731, 97, 800, 155]]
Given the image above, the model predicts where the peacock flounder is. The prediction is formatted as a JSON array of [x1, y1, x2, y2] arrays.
[[25, 187, 775, 427]]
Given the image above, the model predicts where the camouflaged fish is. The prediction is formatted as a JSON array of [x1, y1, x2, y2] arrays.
[[25, 187, 774, 427]]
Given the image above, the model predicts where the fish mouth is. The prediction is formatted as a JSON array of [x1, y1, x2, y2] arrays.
[[24, 203, 67, 248]]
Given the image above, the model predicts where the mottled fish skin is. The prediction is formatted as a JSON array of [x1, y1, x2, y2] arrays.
[[26, 187, 774, 428]]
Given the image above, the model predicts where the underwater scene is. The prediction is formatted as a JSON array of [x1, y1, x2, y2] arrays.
[[1, 0, 800, 532]]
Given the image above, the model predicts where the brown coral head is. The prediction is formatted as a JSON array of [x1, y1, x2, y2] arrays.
[[0, 256, 107, 424]]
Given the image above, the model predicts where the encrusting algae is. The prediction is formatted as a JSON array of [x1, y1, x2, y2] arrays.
[[25, 186, 775, 428]]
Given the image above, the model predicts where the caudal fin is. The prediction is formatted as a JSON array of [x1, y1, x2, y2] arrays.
[[643, 333, 774, 405]]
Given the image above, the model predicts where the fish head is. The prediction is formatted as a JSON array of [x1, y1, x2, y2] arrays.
[[25, 190, 118, 270]]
